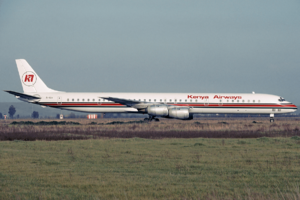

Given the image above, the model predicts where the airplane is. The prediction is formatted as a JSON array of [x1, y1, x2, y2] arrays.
[[4, 59, 297, 122]]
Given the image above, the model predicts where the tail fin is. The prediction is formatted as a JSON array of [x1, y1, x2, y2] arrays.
[[16, 59, 58, 93]]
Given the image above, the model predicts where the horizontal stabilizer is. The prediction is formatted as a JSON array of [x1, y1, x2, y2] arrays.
[[4, 90, 41, 100]]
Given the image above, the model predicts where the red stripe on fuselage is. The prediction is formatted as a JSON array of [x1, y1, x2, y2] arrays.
[[41, 103, 297, 108], [43, 103, 125, 106]]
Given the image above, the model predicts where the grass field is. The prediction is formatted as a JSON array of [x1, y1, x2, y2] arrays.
[[1, 117, 300, 140], [0, 118, 300, 199]]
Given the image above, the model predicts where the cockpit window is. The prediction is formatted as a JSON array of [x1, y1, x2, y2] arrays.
[[278, 97, 285, 102]]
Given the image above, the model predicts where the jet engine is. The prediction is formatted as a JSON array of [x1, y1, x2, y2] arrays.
[[168, 107, 193, 120], [147, 105, 193, 120], [146, 105, 168, 116]]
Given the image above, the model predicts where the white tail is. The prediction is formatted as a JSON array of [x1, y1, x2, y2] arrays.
[[16, 59, 58, 93]]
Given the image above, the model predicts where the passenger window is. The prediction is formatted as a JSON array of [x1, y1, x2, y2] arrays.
[[185, 99, 187, 102], [77, 99, 79, 101], [232, 100, 234, 103], [219, 100, 222, 102], [180, 99, 182, 102], [195, 99, 197, 102], [227, 100, 229, 103], [149, 99, 151, 102], [248, 100, 250, 103], [253, 100, 255, 103], [160, 99, 162, 102], [170, 99, 172, 102], [154, 99, 156, 102], [88, 99, 90, 102], [67, 99, 69, 101], [237, 100, 239, 103], [139, 99, 141, 101], [144, 99, 146, 102], [72, 99, 74, 102], [190, 99, 192, 102], [258, 100, 260, 103], [93, 99, 95, 102], [242, 100, 244, 103]]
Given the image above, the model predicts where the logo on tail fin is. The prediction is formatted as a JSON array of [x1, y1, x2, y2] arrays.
[[22, 71, 37, 86]]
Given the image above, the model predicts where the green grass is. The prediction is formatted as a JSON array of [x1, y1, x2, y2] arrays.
[[1, 138, 300, 199]]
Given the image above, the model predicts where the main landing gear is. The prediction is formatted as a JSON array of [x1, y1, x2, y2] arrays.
[[144, 116, 160, 122], [270, 113, 275, 123]]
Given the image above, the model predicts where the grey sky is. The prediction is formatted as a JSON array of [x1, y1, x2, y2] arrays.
[[0, 1, 299, 103]]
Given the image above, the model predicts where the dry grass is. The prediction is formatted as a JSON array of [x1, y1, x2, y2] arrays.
[[0, 118, 300, 199], [0, 117, 300, 140]]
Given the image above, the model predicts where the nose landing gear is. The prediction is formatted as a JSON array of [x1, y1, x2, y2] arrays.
[[270, 113, 274, 123]]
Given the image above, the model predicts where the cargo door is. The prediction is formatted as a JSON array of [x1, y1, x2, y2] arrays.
[[204, 98, 209, 106], [57, 96, 62, 105]]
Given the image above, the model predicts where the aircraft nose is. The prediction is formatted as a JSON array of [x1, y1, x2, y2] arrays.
[[291, 103, 298, 110]]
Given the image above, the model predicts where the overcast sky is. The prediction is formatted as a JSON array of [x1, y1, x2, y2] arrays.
[[0, 1, 299, 104]]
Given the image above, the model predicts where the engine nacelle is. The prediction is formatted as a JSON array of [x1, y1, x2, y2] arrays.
[[147, 105, 169, 116], [168, 107, 193, 120]]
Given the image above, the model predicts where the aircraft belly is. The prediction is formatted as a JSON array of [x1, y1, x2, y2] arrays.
[[190, 108, 296, 114], [59, 107, 138, 113]]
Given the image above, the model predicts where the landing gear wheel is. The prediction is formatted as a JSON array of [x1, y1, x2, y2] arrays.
[[144, 116, 159, 122], [270, 118, 274, 123]]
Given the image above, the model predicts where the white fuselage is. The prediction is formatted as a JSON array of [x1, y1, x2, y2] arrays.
[[27, 92, 297, 115]]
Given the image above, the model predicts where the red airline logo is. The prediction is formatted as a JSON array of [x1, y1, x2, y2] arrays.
[[187, 95, 243, 100], [187, 95, 209, 100], [22, 72, 36, 86], [24, 75, 34, 82], [213, 95, 242, 100]]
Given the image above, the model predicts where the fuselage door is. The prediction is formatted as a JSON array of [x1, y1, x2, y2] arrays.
[[204, 98, 209, 106], [218, 100, 223, 106], [57, 96, 62, 105]]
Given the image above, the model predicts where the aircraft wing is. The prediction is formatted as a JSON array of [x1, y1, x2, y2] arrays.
[[4, 90, 41, 100], [100, 97, 161, 109]]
